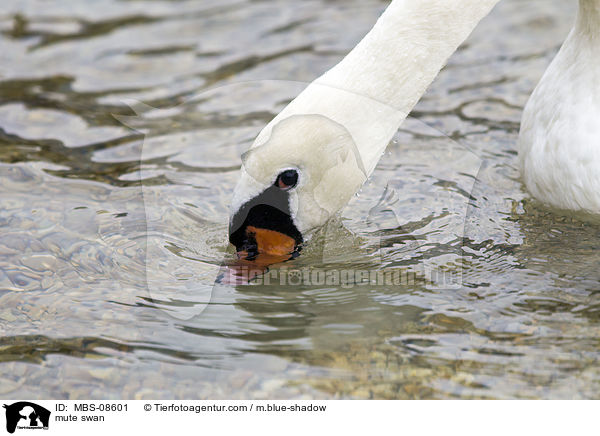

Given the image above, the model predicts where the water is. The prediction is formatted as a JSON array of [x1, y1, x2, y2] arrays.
[[1, 0, 599, 399]]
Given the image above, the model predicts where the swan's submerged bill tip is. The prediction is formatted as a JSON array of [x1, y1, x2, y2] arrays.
[[244, 226, 296, 256], [228, 182, 303, 267], [232, 225, 298, 266]]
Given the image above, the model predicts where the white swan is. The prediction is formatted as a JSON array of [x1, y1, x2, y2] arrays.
[[228, 0, 499, 262], [519, 0, 600, 214]]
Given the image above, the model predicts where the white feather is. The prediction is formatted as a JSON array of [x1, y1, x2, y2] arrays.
[[519, 0, 600, 213]]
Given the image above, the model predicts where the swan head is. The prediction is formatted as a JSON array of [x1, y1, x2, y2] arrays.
[[229, 114, 367, 264]]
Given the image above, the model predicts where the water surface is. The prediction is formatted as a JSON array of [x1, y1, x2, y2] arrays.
[[1, 0, 599, 399]]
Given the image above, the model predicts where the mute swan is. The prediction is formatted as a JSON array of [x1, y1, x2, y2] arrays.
[[519, 0, 600, 214], [229, 0, 499, 263]]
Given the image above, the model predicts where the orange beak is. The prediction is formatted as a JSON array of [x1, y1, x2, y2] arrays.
[[236, 225, 297, 267], [223, 226, 298, 285]]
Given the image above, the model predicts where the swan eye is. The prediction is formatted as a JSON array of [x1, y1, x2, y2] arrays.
[[275, 169, 298, 190]]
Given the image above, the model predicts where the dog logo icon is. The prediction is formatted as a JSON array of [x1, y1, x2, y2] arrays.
[[3, 402, 50, 434]]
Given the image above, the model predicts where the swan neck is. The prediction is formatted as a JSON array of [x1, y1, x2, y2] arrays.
[[317, 0, 500, 114], [577, 0, 600, 35], [254, 0, 500, 176]]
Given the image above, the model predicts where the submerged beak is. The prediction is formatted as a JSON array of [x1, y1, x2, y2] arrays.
[[229, 185, 303, 268], [235, 225, 297, 265], [244, 226, 296, 257], [223, 224, 299, 284], [222, 226, 296, 284]]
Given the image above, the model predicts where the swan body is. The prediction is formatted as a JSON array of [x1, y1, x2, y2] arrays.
[[229, 0, 499, 259], [519, 0, 600, 213]]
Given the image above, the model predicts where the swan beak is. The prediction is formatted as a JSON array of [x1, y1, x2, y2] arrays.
[[229, 184, 303, 267], [222, 225, 296, 284], [234, 225, 297, 265], [223, 228, 294, 283]]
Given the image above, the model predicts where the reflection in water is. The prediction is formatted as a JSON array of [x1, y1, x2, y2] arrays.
[[1, 0, 599, 399]]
